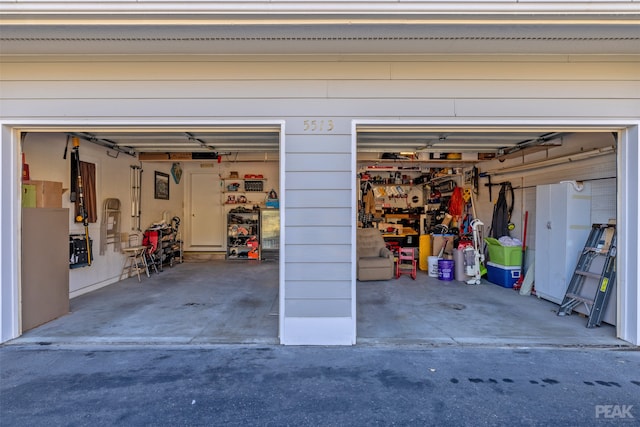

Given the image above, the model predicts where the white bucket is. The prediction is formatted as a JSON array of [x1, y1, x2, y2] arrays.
[[428, 256, 440, 277]]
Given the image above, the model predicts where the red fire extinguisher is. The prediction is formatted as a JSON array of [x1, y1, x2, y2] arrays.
[[22, 153, 30, 181]]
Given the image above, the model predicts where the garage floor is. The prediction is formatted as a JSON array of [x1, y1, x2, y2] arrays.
[[12, 260, 624, 347]]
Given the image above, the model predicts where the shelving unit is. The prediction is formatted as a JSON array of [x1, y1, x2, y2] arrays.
[[146, 225, 182, 272], [363, 182, 425, 210], [358, 165, 467, 235], [222, 177, 269, 206], [226, 208, 260, 260]]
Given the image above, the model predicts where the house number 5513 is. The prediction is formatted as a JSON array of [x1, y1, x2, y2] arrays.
[[303, 119, 334, 132]]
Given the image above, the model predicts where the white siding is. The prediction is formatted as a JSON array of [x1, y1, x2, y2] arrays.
[[6, 80, 640, 101], [283, 132, 353, 326], [1, 54, 639, 344]]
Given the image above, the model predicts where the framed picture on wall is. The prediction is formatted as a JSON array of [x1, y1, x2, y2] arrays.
[[154, 171, 170, 200]]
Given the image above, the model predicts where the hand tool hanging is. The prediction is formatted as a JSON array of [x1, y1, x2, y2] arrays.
[[72, 136, 92, 266]]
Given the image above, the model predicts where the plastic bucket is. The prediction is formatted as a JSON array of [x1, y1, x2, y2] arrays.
[[438, 259, 454, 281], [428, 256, 440, 277]]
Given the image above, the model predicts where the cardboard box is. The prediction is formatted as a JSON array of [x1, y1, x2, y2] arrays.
[[21, 184, 36, 208], [431, 234, 454, 257], [139, 153, 169, 161], [24, 180, 63, 208]]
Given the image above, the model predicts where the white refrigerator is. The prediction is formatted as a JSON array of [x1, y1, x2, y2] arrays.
[[534, 182, 592, 304]]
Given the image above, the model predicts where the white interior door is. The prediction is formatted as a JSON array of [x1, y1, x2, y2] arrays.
[[189, 172, 224, 248]]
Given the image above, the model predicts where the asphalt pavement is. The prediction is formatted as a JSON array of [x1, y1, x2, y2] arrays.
[[1, 344, 639, 426]]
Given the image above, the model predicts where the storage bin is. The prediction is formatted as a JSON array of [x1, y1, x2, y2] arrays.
[[244, 180, 264, 192], [484, 237, 522, 267], [486, 262, 520, 288]]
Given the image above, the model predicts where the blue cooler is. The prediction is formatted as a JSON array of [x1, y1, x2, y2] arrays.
[[486, 262, 520, 288]]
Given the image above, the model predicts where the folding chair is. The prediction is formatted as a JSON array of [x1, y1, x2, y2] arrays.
[[396, 247, 417, 280], [120, 233, 149, 281]]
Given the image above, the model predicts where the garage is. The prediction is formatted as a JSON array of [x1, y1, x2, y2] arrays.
[[3, 124, 634, 347], [14, 127, 283, 344], [1, 1, 639, 346], [355, 126, 622, 345]]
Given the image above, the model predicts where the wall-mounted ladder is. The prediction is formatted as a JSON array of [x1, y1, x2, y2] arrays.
[[557, 223, 616, 328], [130, 165, 143, 231], [100, 198, 121, 255]]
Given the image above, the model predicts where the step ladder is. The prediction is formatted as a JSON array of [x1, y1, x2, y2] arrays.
[[557, 223, 616, 328]]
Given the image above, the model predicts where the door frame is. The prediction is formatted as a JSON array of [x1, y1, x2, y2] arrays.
[[352, 119, 640, 345], [0, 120, 286, 343]]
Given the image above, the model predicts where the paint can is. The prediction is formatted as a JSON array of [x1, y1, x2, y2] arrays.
[[438, 259, 454, 281], [428, 256, 440, 277]]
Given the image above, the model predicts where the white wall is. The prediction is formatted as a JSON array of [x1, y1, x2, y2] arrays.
[[22, 133, 184, 297], [21, 134, 279, 296], [474, 132, 617, 247]]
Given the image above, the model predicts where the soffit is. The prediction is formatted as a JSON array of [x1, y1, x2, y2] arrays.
[[1, 0, 639, 21], [2, 23, 640, 55]]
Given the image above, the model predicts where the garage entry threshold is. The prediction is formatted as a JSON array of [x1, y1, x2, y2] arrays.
[[10, 260, 626, 348]]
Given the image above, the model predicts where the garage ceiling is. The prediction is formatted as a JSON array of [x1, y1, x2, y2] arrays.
[[357, 128, 564, 156], [68, 127, 282, 157], [67, 127, 565, 161]]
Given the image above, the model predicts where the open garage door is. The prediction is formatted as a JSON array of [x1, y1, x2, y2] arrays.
[[354, 123, 628, 346], [12, 124, 283, 345]]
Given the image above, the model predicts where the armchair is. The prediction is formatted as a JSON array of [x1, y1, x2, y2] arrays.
[[357, 228, 394, 281]]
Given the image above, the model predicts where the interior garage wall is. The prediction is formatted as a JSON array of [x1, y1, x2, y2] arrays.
[[1, 54, 639, 344], [474, 132, 617, 248], [473, 132, 618, 324], [22, 133, 184, 297], [139, 161, 185, 233], [179, 159, 280, 252]]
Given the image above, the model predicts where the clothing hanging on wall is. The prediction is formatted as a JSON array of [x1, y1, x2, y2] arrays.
[[489, 181, 514, 238]]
